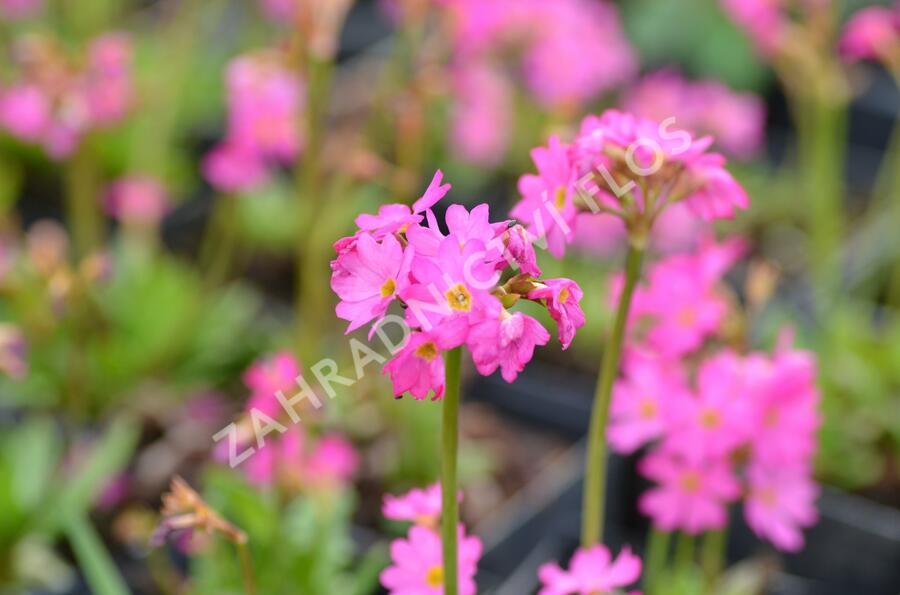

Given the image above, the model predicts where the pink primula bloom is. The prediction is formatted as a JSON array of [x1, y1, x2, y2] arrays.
[[383, 483, 444, 527], [467, 310, 550, 383], [242, 426, 358, 490], [354, 170, 451, 238], [511, 135, 578, 257], [527, 278, 585, 350], [243, 351, 301, 418], [537, 545, 642, 595], [639, 450, 741, 534], [0, 324, 28, 380], [744, 463, 819, 552], [502, 223, 542, 276], [450, 63, 512, 166], [83, 34, 133, 125], [226, 54, 303, 162], [0, 85, 51, 142], [721, 0, 788, 55], [331, 232, 413, 334], [0, 0, 41, 19], [839, 4, 900, 63], [664, 352, 753, 462], [304, 434, 360, 488], [105, 175, 170, 226], [202, 142, 269, 193], [383, 332, 448, 400], [622, 69, 765, 159], [684, 153, 750, 220], [380, 524, 482, 595], [608, 351, 689, 454]]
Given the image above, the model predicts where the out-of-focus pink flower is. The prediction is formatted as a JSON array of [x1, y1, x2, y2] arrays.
[[511, 135, 578, 258], [105, 176, 170, 226], [527, 278, 585, 350], [380, 524, 482, 595], [574, 202, 704, 257], [744, 463, 819, 552], [608, 350, 688, 454], [622, 69, 765, 159], [259, 0, 296, 21], [839, 4, 900, 63], [383, 482, 444, 527], [537, 545, 642, 595], [0, 85, 50, 142], [0, 324, 28, 380], [450, 63, 512, 166], [83, 34, 133, 125], [202, 142, 269, 193], [332, 232, 414, 335], [639, 450, 741, 534], [0, 0, 41, 20], [243, 351, 301, 418], [721, 0, 789, 55], [304, 433, 360, 487]]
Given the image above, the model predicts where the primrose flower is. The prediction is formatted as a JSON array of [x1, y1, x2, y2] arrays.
[[243, 351, 301, 418], [622, 69, 765, 159], [839, 3, 900, 64], [537, 544, 642, 595], [0, 0, 42, 19], [639, 450, 741, 534], [382, 483, 445, 527], [744, 463, 819, 552], [450, 63, 512, 166], [202, 142, 269, 193], [720, 0, 788, 55], [380, 524, 482, 595], [332, 171, 582, 400], [105, 176, 170, 227]]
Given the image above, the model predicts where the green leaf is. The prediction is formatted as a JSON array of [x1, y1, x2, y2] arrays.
[[63, 514, 130, 595]]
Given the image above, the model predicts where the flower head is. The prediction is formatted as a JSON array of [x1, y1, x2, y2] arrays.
[[538, 544, 642, 595], [105, 176, 170, 227], [380, 524, 482, 595], [839, 4, 900, 63], [744, 463, 819, 552], [383, 483, 445, 528]]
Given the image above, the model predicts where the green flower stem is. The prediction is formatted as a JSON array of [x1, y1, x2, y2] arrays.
[[644, 528, 671, 594], [236, 540, 258, 595], [64, 142, 103, 262], [441, 346, 462, 595], [700, 529, 727, 593], [581, 244, 644, 547], [675, 532, 696, 572]]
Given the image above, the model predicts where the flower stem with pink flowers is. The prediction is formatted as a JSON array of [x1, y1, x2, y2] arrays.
[[441, 346, 462, 595], [64, 142, 103, 261], [582, 244, 644, 547]]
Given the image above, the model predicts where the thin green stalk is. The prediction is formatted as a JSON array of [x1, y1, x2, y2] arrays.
[[581, 245, 644, 546], [441, 347, 462, 595], [64, 142, 103, 261], [236, 541, 258, 595], [643, 528, 671, 595], [674, 532, 696, 571], [700, 529, 727, 592], [200, 195, 238, 287]]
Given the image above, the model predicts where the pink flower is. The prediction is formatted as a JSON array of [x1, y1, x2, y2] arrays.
[[243, 351, 301, 418], [527, 278, 585, 350], [202, 142, 269, 193], [608, 351, 689, 454], [383, 483, 444, 527], [83, 34, 133, 125], [744, 464, 819, 552], [354, 170, 451, 238], [639, 450, 741, 533], [226, 53, 303, 162], [839, 4, 900, 63], [0, 324, 28, 380], [721, 0, 788, 55], [450, 63, 512, 166], [511, 135, 578, 257], [0, 0, 41, 20], [304, 434, 360, 488], [0, 85, 50, 142], [331, 232, 413, 334], [537, 545, 642, 595], [383, 332, 448, 400], [380, 524, 482, 595], [467, 310, 550, 383], [105, 175, 170, 226], [500, 223, 542, 277]]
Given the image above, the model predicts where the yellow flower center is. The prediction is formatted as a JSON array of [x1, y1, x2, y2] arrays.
[[380, 278, 397, 298], [446, 283, 472, 312], [679, 471, 702, 493], [415, 341, 439, 361], [757, 487, 778, 507], [764, 408, 779, 428], [425, 565, 444, 587], [554, 186, 567, 209], [699, 408, 720, 429], [677, 306, 697, 327], [638, 398, 657, 419], [558, 287, 570, 303]]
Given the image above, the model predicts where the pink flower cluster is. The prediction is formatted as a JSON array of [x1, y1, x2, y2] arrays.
[[607, 241, 821, 552], [380, 483, 482, 595], [512, 110, 749, 258], [0, 33, 133, 159], [202, 51, 303, 193], [221, 352, 359, 490], [0, 0, 41, 19], [839, 2, 900, 64], [441, 0, 636, 164], [331, 171, 585, 399], [538, 545, 642, 595], [105, 175, 171, 227], [621, 69, 766, 160]]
